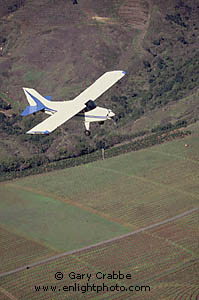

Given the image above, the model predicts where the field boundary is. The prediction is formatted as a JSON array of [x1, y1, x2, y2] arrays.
[[0, 129, 190, 182], [0, 207, 198, 279], [0, 286, 18, 300]]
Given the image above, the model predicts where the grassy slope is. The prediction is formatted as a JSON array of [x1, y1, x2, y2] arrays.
[[125, 89, 199, 133], [0, 0, 199, 163], [11, 122, 199, 229], [0, 185, 129, 254]]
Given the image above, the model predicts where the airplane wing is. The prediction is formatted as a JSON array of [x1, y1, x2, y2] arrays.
[[26, 101, 85, 134], [26, 70, 125, 134], [73, 70, 126, 105]]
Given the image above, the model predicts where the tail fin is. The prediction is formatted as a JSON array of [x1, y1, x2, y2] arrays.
[[23, 88, 37, 106], [21, 88, 52, 116]]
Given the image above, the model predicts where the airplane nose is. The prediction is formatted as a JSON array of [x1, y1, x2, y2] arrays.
[[108, 110, 115, 119]]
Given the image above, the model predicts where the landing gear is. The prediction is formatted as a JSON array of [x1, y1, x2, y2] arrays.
[[84, 122, 91, 136], [85, 130, 91, 136]]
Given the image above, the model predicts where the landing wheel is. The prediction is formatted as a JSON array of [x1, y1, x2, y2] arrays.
[[98, 121, 104, 125], [85, 130, 91, 136]]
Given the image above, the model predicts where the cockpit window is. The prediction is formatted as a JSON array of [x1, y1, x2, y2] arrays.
[[79, 100, 96, 114], [85, 100, 96, 110]]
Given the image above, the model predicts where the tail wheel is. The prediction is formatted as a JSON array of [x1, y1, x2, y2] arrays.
[[85, 130, 91, 136]]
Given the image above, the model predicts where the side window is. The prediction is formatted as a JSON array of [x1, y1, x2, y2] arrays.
[[85, 100, 96, 111], [79, 100, 96, 113]]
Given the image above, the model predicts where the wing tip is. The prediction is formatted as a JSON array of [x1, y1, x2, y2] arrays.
[[122, 70, 126, 75], [23, 87, 30, 92], [26, 130, 50, 135]]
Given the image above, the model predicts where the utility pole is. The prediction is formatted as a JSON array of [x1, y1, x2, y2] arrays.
[[102, 148, 105, 160]]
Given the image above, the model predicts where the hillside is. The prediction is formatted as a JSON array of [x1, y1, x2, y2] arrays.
[[0, 0, 199, 172]]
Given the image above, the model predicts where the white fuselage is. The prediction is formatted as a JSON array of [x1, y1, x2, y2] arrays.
[[75, 107, 114, 122], [43, 101, 115, 131]]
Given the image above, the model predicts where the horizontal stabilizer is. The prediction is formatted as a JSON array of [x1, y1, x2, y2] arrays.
[[21, 104, 45, 116], [21, 89, 55, 116]]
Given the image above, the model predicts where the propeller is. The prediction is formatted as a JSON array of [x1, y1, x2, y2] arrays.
[[111, 116, 118, 127]]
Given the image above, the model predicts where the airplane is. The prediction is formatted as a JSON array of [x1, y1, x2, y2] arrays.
[[21, 70, 126, 136]]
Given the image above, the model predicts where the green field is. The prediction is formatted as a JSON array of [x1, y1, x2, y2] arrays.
[[10, 125, 199, 231], [0, 185, 129, 255], [0, 123, 199, 299]]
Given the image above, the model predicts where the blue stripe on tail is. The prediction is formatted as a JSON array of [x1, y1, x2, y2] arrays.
[[21, 91, 55, 116]]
